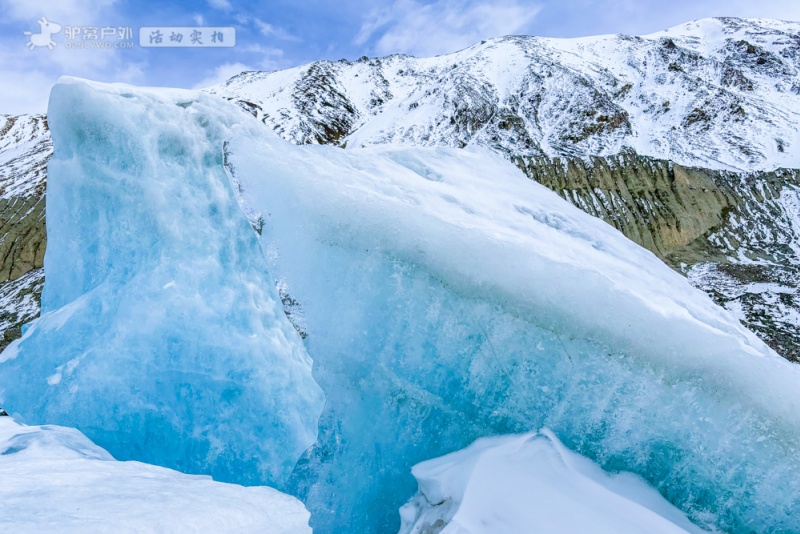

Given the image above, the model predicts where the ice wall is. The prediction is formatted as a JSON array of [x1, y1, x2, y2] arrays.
[[227, 135, 800, 532], [0, 78, 324, 485], [2, 79, 800, 533], [0, 417, 311, 533]]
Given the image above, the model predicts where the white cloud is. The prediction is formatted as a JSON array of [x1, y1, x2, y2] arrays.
[[0, 68, 55, 114], [0, 0, 147, 114], [253, 19, 301, 42], [207, 0, 232, 11], [355, 0, 541, 56], [191, 62, 255, 89]]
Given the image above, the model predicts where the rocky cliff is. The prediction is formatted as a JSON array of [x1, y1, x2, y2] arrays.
[[514, 153, 800, 360], [0, 115, 49, 349]]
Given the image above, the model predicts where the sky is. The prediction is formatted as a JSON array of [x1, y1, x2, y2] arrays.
[[1, 0, 799, 114]]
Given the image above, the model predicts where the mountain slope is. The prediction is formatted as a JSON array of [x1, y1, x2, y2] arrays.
[[208, 16, 800, 361], [0, 115, 49, 349], [209, 17, 800, 171]]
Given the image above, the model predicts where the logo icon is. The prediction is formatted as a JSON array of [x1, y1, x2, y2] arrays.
[[25, 16, 62, 50]]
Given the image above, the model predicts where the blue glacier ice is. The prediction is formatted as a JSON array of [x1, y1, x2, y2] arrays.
[[3, 79, 800, 534], [0, 78, 325, 486], [227, 135, 800, 532]]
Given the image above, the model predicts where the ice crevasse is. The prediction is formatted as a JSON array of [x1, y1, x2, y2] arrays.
[[1, 78, 800, 533]]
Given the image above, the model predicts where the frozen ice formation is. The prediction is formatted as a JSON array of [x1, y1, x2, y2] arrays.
[[0, 78, 324, 486], [399, 430, 705, 534], [0, 416, 311, 533], [2, 79, 800, 533], [228, 126, 800, 532]]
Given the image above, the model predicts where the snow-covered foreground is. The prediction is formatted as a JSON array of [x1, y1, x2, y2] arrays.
[[0, 417, 311, 533], [2, 78, 800, 532], [400, 430, 706, 534]]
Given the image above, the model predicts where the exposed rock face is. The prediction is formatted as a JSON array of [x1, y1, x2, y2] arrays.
[[513, 154, 735, 258], [0, 115, 50, 347], [0, 195, 46, 281], [514, 153, 800, 360]]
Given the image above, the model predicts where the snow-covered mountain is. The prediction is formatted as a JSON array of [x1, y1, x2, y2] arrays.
[[207, 17, 800, 361], [210, 17, 800, 172]]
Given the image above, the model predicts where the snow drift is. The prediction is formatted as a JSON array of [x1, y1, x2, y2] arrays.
[[399, 430, 705, 534], [1, 78, 800, 533], [0, 416, 311, 533]]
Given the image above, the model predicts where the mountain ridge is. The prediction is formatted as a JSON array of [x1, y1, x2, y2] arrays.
[[209, 16, 800, 172]]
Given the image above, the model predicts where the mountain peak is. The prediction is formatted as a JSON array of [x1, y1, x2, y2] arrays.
[[208, 17, 799, 172]]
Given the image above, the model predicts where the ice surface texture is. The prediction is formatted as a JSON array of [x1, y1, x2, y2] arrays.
[[0, 417, 311, 533], [3, 79, 800, 533], [228, 133, 800, 532], [0, 78, 324, 486], [399, 430, 705, 533]]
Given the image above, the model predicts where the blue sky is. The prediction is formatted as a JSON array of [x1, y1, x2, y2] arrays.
[[1, 0, 799, 114]]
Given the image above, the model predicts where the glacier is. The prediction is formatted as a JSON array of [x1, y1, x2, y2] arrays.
[[399, 430, 705, 533], [0, 416, 311, 533], [0, 78, 325, 486], [228, 112, 800, 532], [2, 78, 800, 533]]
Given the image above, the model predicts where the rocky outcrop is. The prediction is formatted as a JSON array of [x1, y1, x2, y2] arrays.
[[0, 195, 46, 281], [513, 154, 736, 259], [514, 153, 800, 361], [0, 115, 50, 347]]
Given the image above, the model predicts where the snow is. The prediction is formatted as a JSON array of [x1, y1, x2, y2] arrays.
[[0, 77, 324, 487], [209, 17, 800, 172], [0, 114, 50, 199], [0, 416, 311, 533], [399, 430, 706, 534]]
